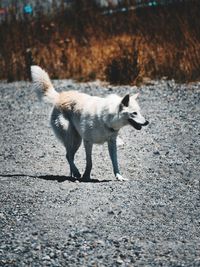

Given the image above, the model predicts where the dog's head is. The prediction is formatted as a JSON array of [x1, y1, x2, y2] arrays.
[[120, 93, 149, 130]]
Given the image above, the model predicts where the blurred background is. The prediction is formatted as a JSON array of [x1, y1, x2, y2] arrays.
[[0, 0, 199, 84]]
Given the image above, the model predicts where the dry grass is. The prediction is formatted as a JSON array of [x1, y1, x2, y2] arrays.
[[0, 0, 200, 84]]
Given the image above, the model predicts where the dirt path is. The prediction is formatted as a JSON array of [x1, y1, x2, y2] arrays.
[[0, 80, 199, 266]]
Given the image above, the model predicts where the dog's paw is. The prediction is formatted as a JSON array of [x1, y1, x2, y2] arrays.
[[71, 168, 81, 179], [82, 173, 91, 182], [116, 173, 129, 181], [73, 171, 81, 179]]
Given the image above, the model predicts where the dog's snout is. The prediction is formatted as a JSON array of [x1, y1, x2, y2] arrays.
[[143, 120, 149, 126]]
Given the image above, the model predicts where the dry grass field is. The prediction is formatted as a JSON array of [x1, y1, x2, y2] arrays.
[[0, 0, 200, 84]]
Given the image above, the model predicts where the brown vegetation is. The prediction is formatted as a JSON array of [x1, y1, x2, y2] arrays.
[[0, 0, 200, 84]]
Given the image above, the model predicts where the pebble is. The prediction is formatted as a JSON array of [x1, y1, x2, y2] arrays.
[[63, 252, 68, 258], [42, 255, 51, 261], [116, 257, 124, 264], [0, 212, 5, 219]]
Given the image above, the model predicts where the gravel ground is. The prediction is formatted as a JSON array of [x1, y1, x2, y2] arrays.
[[0, 79, 199, 266]]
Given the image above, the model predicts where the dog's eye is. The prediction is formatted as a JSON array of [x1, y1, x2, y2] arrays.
[[132, 112, 137, 116]]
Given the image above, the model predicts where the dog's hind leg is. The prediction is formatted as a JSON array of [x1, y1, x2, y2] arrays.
[[82, 140, 93, 181], [108, 138, 129, 181], [51, 108, 82, 178], [65, 126, 82, 178]]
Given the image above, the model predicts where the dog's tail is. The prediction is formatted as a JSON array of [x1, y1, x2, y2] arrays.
[[31, 65, 59, 104]]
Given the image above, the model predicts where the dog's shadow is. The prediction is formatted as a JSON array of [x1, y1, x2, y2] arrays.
[[37, 174, 111, 183], [0, 174, 111, 183]]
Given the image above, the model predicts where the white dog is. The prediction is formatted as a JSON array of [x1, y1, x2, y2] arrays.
[[31, 66, 149, 181]]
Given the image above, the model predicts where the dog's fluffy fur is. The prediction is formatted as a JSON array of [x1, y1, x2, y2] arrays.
[[31, 65, 149, 181]]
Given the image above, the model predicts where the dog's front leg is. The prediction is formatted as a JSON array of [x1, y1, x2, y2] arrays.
[[82, 140, 93, 181], [108, 138, 128, 181]]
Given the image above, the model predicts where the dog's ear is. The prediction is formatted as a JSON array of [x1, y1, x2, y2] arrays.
[[132, 93, 139, 99], [121, 94, 130, 107]]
